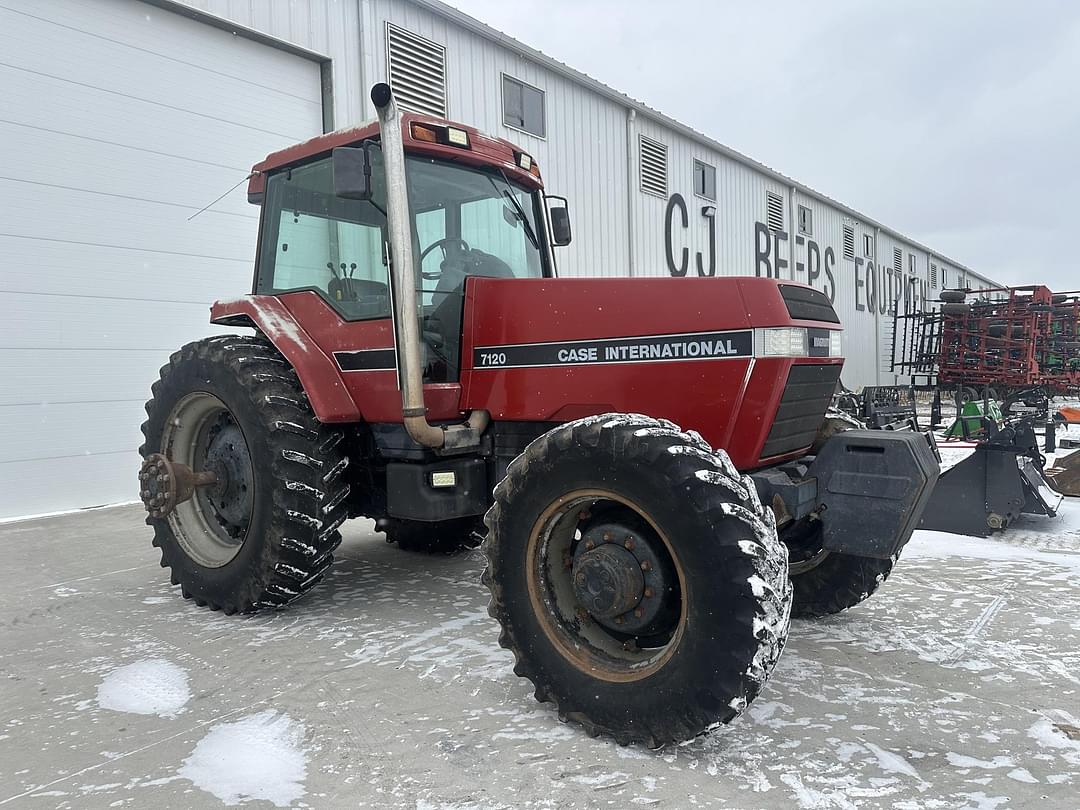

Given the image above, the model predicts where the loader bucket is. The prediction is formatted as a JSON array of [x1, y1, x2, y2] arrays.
[[919, 437, 1064, 537], [1046, 449, 1080, 497]]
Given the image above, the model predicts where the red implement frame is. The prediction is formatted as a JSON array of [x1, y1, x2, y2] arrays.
[[893, 285, 1080, 395]]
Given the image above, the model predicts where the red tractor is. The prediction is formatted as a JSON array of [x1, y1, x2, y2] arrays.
[[139, 84, 938, 746]]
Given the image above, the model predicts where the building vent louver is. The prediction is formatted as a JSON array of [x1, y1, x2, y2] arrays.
[[639, 136, 668, 197], [930, 262, 938, 288], [386, 24, 447, 117], [893, 247, 903, 274], [842, 224, 856, 261], [766, 190, 785, 232]]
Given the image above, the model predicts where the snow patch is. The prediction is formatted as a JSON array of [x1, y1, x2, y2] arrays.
[[96, 659, 190, 718], [905, 531, 1080, 580], [1029, 715, 1080, 765], [946, 752, 1015, 770], [179, 710, 307, 807], [1006, 767, 1038, 783], [864, 742, 922, 780]]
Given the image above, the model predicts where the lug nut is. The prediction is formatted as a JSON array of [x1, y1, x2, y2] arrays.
[[643, 587, 654, 598], [640, 560, 651, 572], [633, 607, 643, 618], [614, 616, 624, 625], [624, 538, 635, 550], [584, 540, 595, 550], [602, 531, 613, 542]]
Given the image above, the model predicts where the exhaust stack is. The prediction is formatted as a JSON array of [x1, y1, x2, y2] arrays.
[[370, 82, 488, 451]]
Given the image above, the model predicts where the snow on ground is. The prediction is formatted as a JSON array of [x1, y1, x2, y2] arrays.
[[178, 710, 307, 807], [1, 500, 1079, 808], [95, 659, 190, 718]]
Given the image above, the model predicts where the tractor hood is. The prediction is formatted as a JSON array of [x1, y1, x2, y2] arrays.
[[459, 276, 844, 470]]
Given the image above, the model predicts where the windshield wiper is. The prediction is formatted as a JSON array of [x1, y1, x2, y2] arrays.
[[488, 172, 540, 251]]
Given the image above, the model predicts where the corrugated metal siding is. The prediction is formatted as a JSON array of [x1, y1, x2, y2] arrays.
[[1, 0, 323, 518], [169, 0, 999, 388], [357, 0, 630, 277], [173, 0, 365, 126]]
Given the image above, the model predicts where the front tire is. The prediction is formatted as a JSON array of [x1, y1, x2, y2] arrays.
[[785, 519, 898, 619], [140, 335, 351, 613], [482, 414, 792, 747]]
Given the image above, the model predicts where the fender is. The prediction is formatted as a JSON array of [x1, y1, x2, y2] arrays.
[[210, 295, 363, 423]]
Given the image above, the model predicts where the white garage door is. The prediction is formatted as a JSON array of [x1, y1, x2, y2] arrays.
[[0, 0, 324, 519]]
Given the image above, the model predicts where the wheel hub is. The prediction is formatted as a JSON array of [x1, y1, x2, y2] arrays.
[[139, 453, 217, 520], [201, 422, 253, 528], [572, 544, 643, 619], [572, 521, 671, 634]]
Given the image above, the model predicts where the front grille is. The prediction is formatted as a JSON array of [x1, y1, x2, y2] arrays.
[[779, 284, 840, 323], [760, 363, 843, 459]]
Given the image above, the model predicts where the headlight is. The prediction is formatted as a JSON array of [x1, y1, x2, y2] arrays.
[[756, 327, 808, 357], [830, 329, 843, 357]]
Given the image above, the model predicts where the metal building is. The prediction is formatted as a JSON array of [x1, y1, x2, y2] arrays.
[[0, 0, 996, 519]]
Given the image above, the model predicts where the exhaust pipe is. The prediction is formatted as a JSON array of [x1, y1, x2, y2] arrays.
[[370, 82, 489, 452]]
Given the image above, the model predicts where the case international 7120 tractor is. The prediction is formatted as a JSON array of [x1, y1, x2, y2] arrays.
[[138, 84, 938, 746]]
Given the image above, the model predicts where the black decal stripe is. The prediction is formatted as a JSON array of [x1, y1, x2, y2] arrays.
[[473, 330, 753, 370], [335, 348, 397, 372]]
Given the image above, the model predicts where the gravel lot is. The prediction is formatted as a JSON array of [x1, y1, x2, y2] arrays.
[[1, 497, 1079, 809]]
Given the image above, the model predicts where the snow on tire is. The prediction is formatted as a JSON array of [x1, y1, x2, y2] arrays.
[[140, 335, 350, 614], [482, 413, 792, 747]]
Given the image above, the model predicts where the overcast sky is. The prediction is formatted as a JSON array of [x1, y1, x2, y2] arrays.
[[445, 0, 1080, 288]]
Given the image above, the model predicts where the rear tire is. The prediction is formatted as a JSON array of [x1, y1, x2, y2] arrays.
[[482, 413, 792, 746], [140, 335, 350, 613]]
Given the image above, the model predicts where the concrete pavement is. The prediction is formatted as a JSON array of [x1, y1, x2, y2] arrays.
[[2, 503, 1079, 809]]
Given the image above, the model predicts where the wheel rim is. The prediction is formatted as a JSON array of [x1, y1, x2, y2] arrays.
[[525, 489, 686, 683], [160, 392, 253, 568], [783, 518, 830, 576]]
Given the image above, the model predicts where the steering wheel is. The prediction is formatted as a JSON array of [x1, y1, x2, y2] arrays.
[[420, 237, 470, 263]]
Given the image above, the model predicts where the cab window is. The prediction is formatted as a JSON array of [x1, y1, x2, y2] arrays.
[[257, 160, 390, 320]]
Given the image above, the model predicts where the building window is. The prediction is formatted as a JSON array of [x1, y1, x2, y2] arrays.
[[502, 75, 545, 138], [386, 24, 447, 117], [693, 160, 716, 200], [765, 190, 784, 232], [909, 253, 917, 275], [639, 136, 668, 197], [863, 233, 875, 258], [798, 204, 812, 236]]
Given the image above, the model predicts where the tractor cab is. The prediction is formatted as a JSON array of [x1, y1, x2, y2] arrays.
[[248, 116, 570, 382]]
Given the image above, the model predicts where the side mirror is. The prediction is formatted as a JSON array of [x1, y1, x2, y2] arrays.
[[547, 196, 572, 247], [332, 145, 372, 199]]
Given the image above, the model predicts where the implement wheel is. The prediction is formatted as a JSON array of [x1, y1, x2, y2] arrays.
[[482, 414, 791, 747], [139, 336, 350, 613]]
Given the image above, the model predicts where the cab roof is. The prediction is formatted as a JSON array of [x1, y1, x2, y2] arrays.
[[247, 112, 544, 203]]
